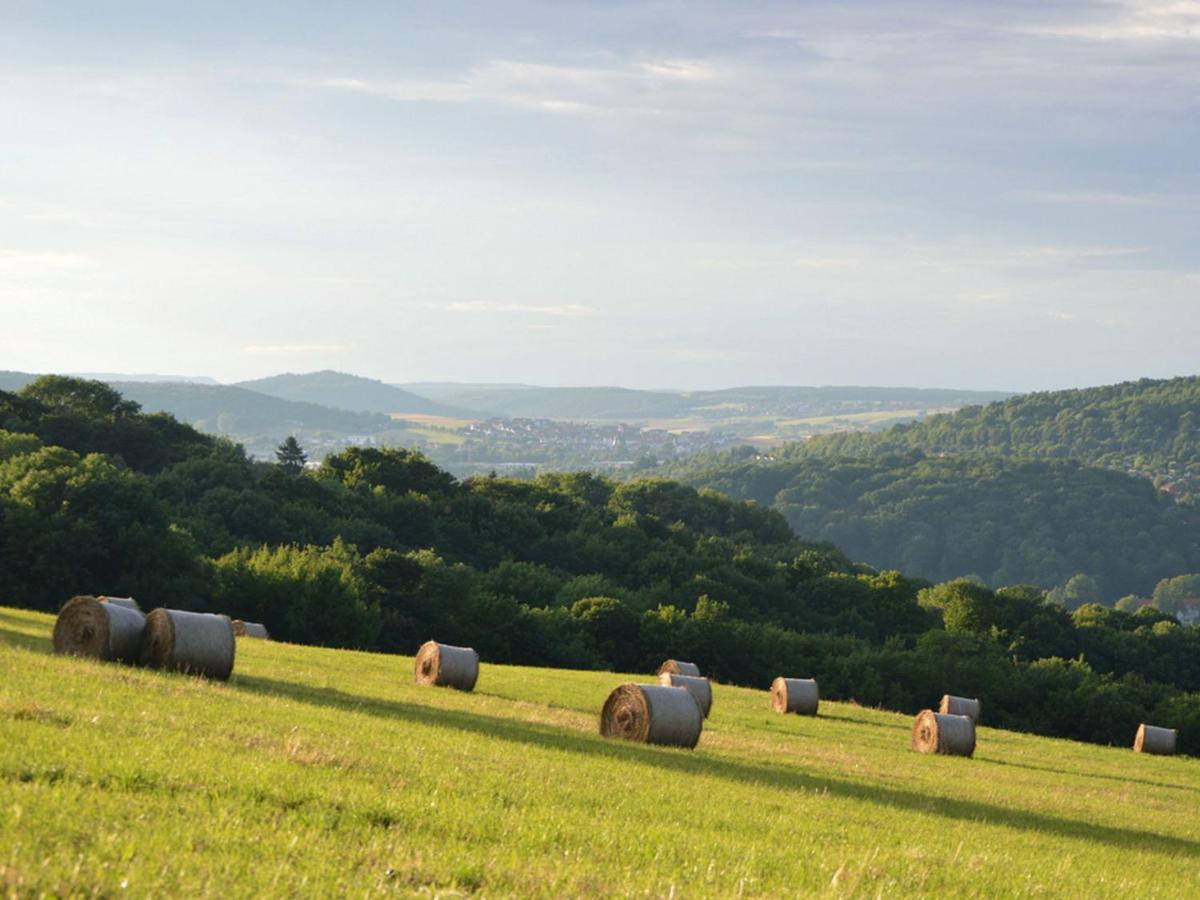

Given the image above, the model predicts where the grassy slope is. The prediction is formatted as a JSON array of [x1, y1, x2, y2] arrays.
[[2, 607, 1198, 897]]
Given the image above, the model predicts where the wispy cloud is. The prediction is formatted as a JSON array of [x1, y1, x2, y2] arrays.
[[301, 57, 729, 119], [1014, 1, 1200, 43], [1022, 190, 1198, 209], [0, 249, 88, 269], [429, 301, 599, 318], [243, 343, 352, 354]]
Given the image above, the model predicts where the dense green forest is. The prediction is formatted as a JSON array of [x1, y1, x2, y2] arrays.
[[2, 376, 1200, 753], [797, 375, 1200, 493], [657, 448, 1199, 600]]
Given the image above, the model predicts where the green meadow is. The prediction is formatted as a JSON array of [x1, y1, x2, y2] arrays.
[[2, 606, 1198, 898]]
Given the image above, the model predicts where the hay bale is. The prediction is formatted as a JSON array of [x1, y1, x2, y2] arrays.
[[599, 683, 703, 748], [656, 659, 701, 677], [938, 694, 981, 722], [52, 595, 145, 663], [100, 596, 141, 612], [139, 609, 236, 680], [911, 709, 976, 757], [232, 620, 270, 640], [414, 641, 479, 691], [658, 672, 712, 718], [1133, 723, 1177, 755], [770, 676, 820, 716]]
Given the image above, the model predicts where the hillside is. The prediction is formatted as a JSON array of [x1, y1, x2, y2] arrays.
[[239, 371, 472, 418], [659, 449, 1199, 600], [3, 606, 1197, 896], [799, 375, 1200, 492], [111, 381, 397, 435]]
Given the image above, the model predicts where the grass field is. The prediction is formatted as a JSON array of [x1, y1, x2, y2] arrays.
[[3, 606, 1198, 897]]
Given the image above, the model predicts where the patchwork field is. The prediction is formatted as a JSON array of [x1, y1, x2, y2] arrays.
[[2, 606, 1198, 897]]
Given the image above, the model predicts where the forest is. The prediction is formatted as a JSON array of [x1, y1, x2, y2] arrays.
[[796, 375, 1200, 493], [657, 448, 1199, 600], [2, 376, 1200, 753]]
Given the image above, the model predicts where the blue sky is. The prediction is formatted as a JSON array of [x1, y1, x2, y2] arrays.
[[0, 1, 1196, 390]]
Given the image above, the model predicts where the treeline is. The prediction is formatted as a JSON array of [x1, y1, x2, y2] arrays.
[[797, 375, 1200, 494], [2, 377, 1200, 753], [656, 449, 1200, 600]]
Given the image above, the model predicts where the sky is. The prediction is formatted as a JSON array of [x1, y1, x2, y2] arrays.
[[0, 1, 1197, 392]]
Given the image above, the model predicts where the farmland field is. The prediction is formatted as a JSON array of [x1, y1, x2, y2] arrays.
[[2, 606, 1198, 897]]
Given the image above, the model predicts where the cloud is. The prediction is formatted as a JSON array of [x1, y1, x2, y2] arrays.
[[243, 344, 352, 354], [0, 249, 88, 269], [301, 57, 728, 119], [429, 301, 599, 318], [1014, 1, 1200, 43], [1022, 190, 1198, 209]]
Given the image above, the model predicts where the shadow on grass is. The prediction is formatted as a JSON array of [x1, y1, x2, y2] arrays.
[[812, 711, 899, 730], [982, 756, 1200, 795], [234, 673, 1200, 857], [0, 624, 50, 652]]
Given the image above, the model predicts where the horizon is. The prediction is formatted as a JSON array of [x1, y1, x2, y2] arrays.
[[2, 2, 1197, 390], [6, 364, 1200, 397]]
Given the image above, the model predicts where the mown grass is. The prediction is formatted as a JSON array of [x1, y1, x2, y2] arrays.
[[2, 605, 1198, 897]]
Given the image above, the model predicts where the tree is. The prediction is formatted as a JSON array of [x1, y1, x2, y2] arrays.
[[275, 436, 307, 474]]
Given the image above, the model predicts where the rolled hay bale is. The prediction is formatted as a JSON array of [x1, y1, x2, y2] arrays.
[[770, 676, 820, 716], [232, 620, 270, 640], [911, 709, 976, 757], [99, 596, 141, 612], [938, 694, 981, 723], [53, 595, 145, 663], [414, 641, 479, 691], [656, 659, 701, 677], [139, 609, 236, 680], [1133, 723, 1177, 755], [658, 672, 713, 718], [599, 683, 703, 748]]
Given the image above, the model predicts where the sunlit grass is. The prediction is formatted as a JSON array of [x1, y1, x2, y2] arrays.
[[2, 606, 1197, 896]]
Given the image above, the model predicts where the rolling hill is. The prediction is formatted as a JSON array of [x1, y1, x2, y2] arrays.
[[2, 605, 1197, 896], [239, 371, 473, 418], [109, 381, 397, 437], [799, 375, 1200, 488], [397, 382, 1012, 422]]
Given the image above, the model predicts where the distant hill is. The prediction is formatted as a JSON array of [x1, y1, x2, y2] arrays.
[[796, 375, 1200, 488], [239, 371, 472, 417], [397, 383, 1010, 421], [401, 385, 691, 419], [73, 372, 220, 385], [0, 371, 35, 392], [110, 381, 397, 437]]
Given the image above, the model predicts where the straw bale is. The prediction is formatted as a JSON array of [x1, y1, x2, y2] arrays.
[[911, 709, 975, 757], [770, 677, 819, 716], [599, 683, 702, 748], [139, 609, 236, 680], [52, 595, 145, 663], [414, 641, 479, 691]]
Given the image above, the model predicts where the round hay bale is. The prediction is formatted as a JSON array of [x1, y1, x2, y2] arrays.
[[52, 595, 145, 664], [656, 659, 701, 677], [770, 676, 820, 716], [100, 596, 141, 612], [938, 694, 981, 722], [233, 620, 270, 640], [414, 641, 479, 691], [139, 609, 236, 680], [1133, 723, 1177, 755], [911, 709, 975, 757], [599, 683, 703, 748], [658, 672, 712, 718]]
